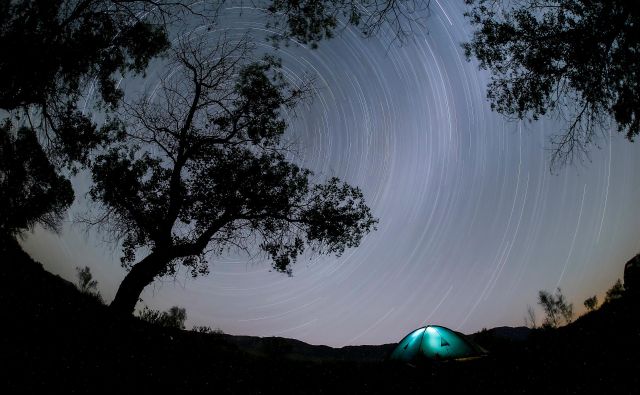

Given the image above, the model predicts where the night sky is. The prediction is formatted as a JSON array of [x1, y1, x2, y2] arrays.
[[20, 2, 640, 347]]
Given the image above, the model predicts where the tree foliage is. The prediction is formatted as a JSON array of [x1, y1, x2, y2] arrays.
[[0, 0, 171, 112], [75, 265, 104, 303], [0, 121, 74, 237], [76, 266, 98, 293], [463, 0, 640, 170], [0, 0, 175, 236], [0, 0, 173, 164], [87, 35, 378, 314], [262, 0, 431, 48], [524, 304, 537, 329], [1, 0, 409, 242], [0, 0, 417, 237], [538, 287, 573, 328], [583, 295, 598, 312], [604, 278, 625, 303]]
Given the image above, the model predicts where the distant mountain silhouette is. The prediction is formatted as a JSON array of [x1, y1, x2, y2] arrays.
[[480, 326, 531, 342], [220, 334, 397, 362]]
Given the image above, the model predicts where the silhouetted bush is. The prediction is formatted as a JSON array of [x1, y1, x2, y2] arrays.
[[138, 306, 187, 330], [583, 295, 598, 312], [192, 325, 225, 335]]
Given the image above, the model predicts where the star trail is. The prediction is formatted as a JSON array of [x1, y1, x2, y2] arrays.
[[21, 2, 640, 347]]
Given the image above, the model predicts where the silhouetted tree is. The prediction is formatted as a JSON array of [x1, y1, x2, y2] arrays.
[[1, 1, 415, 242], [583, 295, 598, 312], [463, 0, 640, 169], [75, 265, 104, 303], [76, 266, 98, 293], [0, 0, 427, 129], [0, 121, 73, 237], [87, 35, 378, 315], [524, 304, 537, 329], [0, 0, 174, 111], [538, 287, 573, 328], [0, 1, 177, 162], [0, 1, 177, 238], [604, 279, 625, 303], [260, 0, 431, 48]]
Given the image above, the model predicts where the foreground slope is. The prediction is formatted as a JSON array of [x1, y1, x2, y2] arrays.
[[1, 236, 638, 393]]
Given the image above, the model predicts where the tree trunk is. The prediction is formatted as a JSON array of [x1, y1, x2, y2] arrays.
[[110, 251, 170, 315]]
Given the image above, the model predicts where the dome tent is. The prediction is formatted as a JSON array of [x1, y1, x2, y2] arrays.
[[389, 325, 487, 363]]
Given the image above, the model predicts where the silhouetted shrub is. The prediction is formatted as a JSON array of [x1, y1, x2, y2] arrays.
[[192, 325, 225, 335], [138, 306, 187, 329]]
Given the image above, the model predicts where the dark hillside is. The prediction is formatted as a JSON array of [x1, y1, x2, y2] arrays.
[[1, 236, 638, 393]]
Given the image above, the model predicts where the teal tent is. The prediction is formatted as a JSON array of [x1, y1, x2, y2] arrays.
[[390, 325, 486, 362]]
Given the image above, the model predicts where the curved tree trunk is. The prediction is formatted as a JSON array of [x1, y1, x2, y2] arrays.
[[110, 251, 170, 315]]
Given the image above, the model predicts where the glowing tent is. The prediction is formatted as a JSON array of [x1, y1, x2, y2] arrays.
[[389, 325, 487, 362]]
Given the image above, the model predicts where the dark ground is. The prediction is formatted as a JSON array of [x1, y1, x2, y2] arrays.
[[1, 236, 638, 393]]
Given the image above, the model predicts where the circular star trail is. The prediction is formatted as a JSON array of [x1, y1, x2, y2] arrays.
[[22, 2, 640, 347]]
